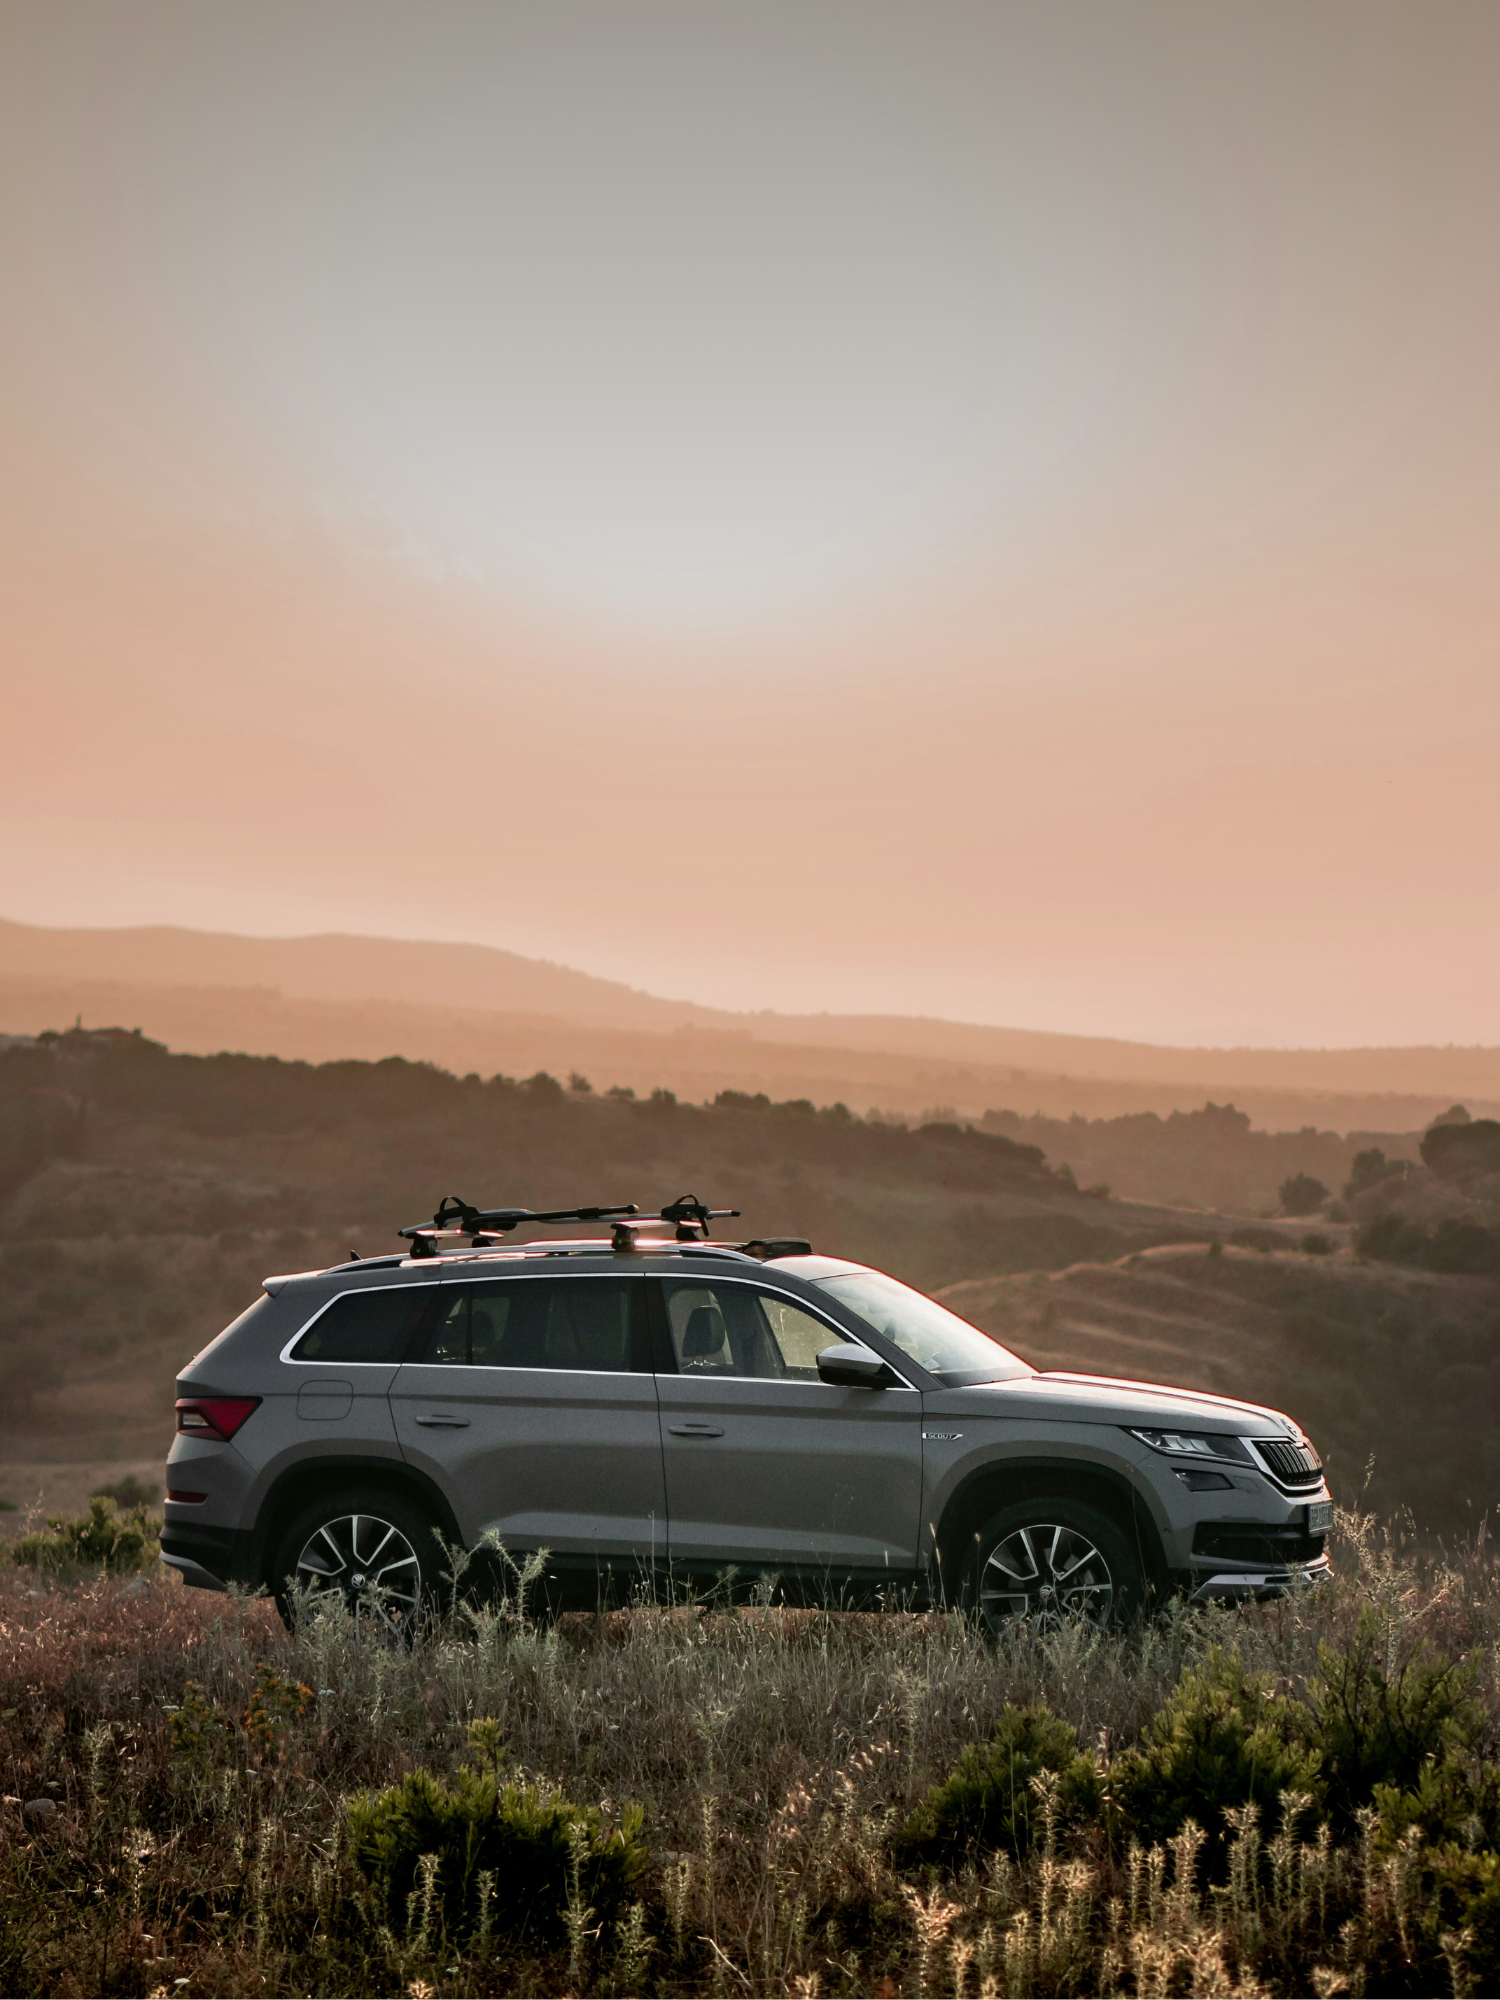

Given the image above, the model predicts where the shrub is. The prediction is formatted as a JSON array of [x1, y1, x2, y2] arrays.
[[1344, 1147, 1411, 1199], [1354, 1209, 1427, 1264], [896, 1703, 1102, 1866], [1110, 1648, 1321, 1856], [1421, 1117, 1500, 1181], [9, 1494, 160, 1572], [1354, 1210, 1500, 1275], [1371, 1753, 1500, 1854], [1306, 1608, 1484, 1828], [1425, 1218, 1500, 1275], [347, 1765, 647, 1943], [1279, 1173, 1329, 1217], [1229, 1225, 1289, 1252], [92, 1474, 158, 1510], [1300, 1233, 1333, 1256], [168, 1679, 232, 1771], [243, 1663, 312, 1758], [1430, 1849, 1500, 1994]]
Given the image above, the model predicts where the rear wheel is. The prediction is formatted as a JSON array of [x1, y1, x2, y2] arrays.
[[968, 1496, 1143, 1635], [269, 1487, 446, 1637]]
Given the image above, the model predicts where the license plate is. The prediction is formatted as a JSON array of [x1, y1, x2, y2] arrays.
[[1306, 1501, 1333, 1533]]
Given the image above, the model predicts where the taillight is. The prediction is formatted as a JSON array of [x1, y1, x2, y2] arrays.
[[175, 1397, 260, 1442], [166, 1489, 206, 1503]]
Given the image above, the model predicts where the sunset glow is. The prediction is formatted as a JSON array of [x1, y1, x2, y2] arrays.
[[2, 1, 1497, 1044]]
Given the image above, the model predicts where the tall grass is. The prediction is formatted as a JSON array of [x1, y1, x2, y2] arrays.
[[1, 1512, 1497, 1995]]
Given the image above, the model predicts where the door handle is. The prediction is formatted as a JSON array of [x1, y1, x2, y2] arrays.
[[415, 1415, 470, 1427], [668, 1422, 725, 1437]]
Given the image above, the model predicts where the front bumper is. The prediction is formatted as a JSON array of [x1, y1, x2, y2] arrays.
[[1190, 1554, 1332, 1603]]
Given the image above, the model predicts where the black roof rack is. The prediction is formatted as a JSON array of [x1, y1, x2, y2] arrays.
[[398, 1192, 751, 1258], [400, 1196, 638, 1256]]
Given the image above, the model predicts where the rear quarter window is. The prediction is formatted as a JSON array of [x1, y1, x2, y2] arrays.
[[183, 1293, 278, 1375], [291, 1285, 436, 1364]]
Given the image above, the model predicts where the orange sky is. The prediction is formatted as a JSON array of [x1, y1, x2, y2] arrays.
[[2, 2, 1498, 1046]]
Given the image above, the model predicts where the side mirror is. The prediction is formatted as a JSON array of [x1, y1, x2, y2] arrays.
[[816, 1342, 887, 1388]]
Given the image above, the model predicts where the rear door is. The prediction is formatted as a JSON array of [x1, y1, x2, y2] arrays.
[[390, 1271, 666, 1566], [653, 1277, 923, 1579]]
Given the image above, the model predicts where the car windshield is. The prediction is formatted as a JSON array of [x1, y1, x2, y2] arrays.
[[812, 1270, 1032, 1385]]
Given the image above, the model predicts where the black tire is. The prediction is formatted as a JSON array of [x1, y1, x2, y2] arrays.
[[967, 1495, 1144, 1635], [269, 1486, 447, 1637]]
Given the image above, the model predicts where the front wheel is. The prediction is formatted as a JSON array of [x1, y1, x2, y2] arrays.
[[269, 1487, 446, 1637], [969, 1496, 1144, 1635]]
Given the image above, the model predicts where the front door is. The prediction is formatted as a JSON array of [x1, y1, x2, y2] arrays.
[[653, 1276, 923, 1581], [390, 1271, 666, 1571]]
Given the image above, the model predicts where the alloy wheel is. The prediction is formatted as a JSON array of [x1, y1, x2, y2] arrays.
[[979, 1522, 1115, 1631], [292, 1512, 423, 1636]]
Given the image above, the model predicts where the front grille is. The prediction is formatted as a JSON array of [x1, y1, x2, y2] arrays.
[[1192, 1522, 1327, 1566], [1252, 1437, 1323, 1486]]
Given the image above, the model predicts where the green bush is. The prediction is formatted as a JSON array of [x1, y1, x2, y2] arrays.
[[1425, 1218, 1500, 1275], [9, 1494, 161, 1572], [347, 1765, 646, 1943], [1354, 1209, 1500, 1275], [1110, 1648, 1321, 1855], [1344, 1147, 1405, 1198], [1371, 1755, 1500, 1855], [1279, 1173, 1330, 1216], [1355, 1208, 1428, 1264], [91, 1474, 158, 1510], [1307, 1608, 1484, 1828], [1429, 1849, 1500, 1994], [897, 1703, 1102, 1865]]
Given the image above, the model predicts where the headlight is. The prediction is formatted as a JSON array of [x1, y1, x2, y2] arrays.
[[1127, 1428, 1249, 1464]]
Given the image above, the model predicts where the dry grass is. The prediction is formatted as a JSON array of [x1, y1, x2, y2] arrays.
[[3, 1513, 1500, 1996]]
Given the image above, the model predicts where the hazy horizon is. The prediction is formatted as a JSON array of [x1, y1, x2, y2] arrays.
[[3, 2, 1497, 1046]]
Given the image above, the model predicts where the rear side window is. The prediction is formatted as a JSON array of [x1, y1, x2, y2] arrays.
[[292, 1285, 437, 1363], [421, 1276, 648, 1372]]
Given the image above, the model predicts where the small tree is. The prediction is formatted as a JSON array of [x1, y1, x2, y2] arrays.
[[1279, 1172, 1329, 1216], [1421, 1117, 1500, 1181]]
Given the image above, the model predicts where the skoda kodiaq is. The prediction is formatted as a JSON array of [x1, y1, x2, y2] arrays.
[[161, 1198, 1332, 1630]]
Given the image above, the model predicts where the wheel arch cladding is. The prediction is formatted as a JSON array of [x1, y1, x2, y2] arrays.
[[257, 1457, 462, 1587], [930, 1458, 1169, 1606]]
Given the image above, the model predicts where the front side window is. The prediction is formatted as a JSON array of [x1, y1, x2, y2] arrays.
[[812, 1270, 1031, 1386], [661, 1281, 859, 1382], [292, 1285, 436, 1363], [420, 1276, 646, 1372]]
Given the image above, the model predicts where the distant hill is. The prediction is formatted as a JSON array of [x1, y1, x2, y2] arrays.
[[0, 1027, 1226, 1466], [4, 916, 1500, 1131], [2, 1026, 1493, 1532]]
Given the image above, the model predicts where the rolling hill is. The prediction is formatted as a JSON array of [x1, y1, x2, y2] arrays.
[[2, 1024, 1497, 1535], [4, 917, 1499, 1131]]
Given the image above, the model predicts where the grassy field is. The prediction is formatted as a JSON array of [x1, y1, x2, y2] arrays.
[[6, 1031, 1500, 1993], [4, 1513, 1500, 1997]]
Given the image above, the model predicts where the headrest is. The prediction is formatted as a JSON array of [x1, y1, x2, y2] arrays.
[[681, 1303, 728, 1359]]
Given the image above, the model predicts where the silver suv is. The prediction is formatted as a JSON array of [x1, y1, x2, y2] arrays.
[[161, 1198, 1333, 1630]]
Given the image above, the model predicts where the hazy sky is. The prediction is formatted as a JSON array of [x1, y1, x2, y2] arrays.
[[2, 1, 1498, 1046]]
